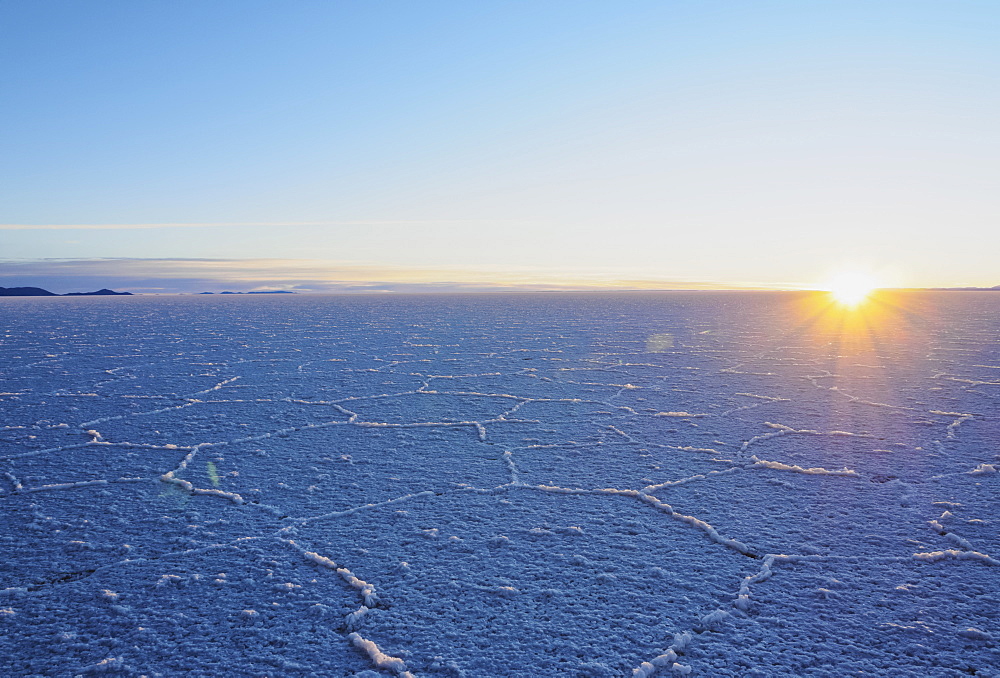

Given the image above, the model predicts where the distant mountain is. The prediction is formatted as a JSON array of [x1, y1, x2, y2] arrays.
[[63, 288, 133, 296], [0, 286, 59, 296], [0, 286, 132, 296]]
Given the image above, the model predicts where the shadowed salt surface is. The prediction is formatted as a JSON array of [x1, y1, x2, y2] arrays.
[[0, 291, 998, 677]]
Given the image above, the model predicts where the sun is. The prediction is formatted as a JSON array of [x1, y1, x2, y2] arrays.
[[824, 271, 879, 307]]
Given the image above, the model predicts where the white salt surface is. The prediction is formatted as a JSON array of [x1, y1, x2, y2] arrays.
[[0, 291, 998, 676]]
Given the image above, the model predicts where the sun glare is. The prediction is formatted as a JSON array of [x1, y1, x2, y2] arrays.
[[825, 272, 879, 307]]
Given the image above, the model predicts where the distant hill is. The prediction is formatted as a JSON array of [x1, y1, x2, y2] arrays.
[[63, 288, 133, 296], [0, 286, 132, 297], [0, 286, 58, 296]]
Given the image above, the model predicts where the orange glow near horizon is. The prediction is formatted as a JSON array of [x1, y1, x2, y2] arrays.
[[792, 286, 927, 366], [823, 271, 880, 308], [787, 287, 933, 457]]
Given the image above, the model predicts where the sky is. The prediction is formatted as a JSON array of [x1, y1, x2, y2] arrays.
[[2, 0, 999, 293]]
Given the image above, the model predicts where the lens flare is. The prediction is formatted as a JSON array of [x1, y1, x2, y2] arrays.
[[825, 272, 878, 307]]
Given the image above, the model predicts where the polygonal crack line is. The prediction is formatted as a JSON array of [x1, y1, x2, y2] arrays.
[[73, 375, 243, 430], [73, 392, 355, 447], [1, 476, 151, 499], [510, 482, 766, 675], [280, 480, 798, 677], [381, 480, 778, 672], [0, 438, 195, 498], [491, 429, 750, 506], [288, 391, 551, 440], [923, 502, 998, 563], [294, 385, 637, 424], [734, 414, 986, 480], [275, 534, 381, 622], [0, 438, 193, 463], [70, 407, 508, 510], [266, 488, 640, 676], [275, 528, 416, 676], [800, 371, 925, 413]]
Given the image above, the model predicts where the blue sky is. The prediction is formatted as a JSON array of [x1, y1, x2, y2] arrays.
[[2, 1, 999, 292]]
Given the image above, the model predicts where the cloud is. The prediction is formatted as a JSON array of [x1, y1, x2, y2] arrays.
[[0, 257, 779, 294]]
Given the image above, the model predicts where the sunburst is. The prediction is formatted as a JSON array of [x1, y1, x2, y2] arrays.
[[824, 271, 879, 307]]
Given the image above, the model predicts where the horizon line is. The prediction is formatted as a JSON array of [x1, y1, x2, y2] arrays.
[[0, 220, 530, 231], [2, 257, 996, 293]]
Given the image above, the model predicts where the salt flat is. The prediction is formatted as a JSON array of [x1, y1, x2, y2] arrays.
[[0, 292, 997, 677]]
